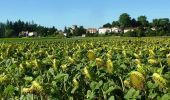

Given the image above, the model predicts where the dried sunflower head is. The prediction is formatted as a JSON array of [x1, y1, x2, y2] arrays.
[[152, 73, 166, 89], [96, 58, 104, 67], [130, 71, 145, 90], [87, 50, 96, 60], [31, 81, 43, 93], [124, 80, 130, 88], [23, 88, 32, 94], [0, 74, 7, 84], [148, 59, 158, 65], [83, 67, 91, 79], [73, 78, 79, 87], [106, 59, 113, 74], [134, 59, 141, 65]]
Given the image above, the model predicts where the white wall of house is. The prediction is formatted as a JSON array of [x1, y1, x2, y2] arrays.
[[28, 32, 37, 37], [111, 27, 120, 33], [63, 33, 67, 36], [98, 28, 112, 34], [82, 34, 86, 37], [124, 29, 134, 33]]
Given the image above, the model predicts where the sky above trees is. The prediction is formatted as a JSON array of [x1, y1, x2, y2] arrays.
[[0, 0, 170, 30]]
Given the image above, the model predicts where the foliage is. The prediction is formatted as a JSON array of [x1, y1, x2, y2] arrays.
[[0, 37, 170, 100], [0, 20, 58, 38], [119, 13, 131, 30]]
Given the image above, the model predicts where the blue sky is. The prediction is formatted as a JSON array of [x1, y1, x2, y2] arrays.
[[0, 0, 170, 30]]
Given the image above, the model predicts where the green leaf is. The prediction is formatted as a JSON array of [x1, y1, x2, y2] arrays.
[[124, 88, 136, 99], [90, 81, 103, 91], [55, 74, 68, 82], [108, 96, 115, 100], [104, 86, 115, 95], [71, 86, 78, 94], [148, 93, 157, 100], [24, 76, 33, 82], [4, 85, 15, 97], [160, 94, 170, 100], [86, 90, 95, 99]]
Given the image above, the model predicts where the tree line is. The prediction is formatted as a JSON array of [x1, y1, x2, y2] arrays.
[[64, 26, 86, 37], [103, 13, 170, 37], [1, 13, 170, 38], [0, 20, 58, 38]]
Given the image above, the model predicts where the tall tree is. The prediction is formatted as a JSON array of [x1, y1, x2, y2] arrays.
[[159, 18, 169, 28], [137, 16, 148, 27], [74, 26, 86, 36], [131, 18, 138, 28], [112, 21, 120, 27], [152, 19, 159, 29], [119, 13, 131, 31], [103, 23, 112, 28]]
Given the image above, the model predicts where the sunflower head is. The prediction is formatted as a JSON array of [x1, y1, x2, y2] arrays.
[[130, 71, 145, 90], [106, 59, 113, 74], [87, 50, 96, 60], [152, 73, 166, 89], [96, 58, 104, 67]]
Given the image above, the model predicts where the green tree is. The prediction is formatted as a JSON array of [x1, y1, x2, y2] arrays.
[[137, 16, 148, 27], [103, 23, 112, 28], [112, 21, 120, 27], [131, 18, 138, 28], [159, 18, 169, 28], [0, 23, 6, 37], [152, 19, 159, 27], [5, 29, 14, 37], [119, 13, 131, 32], [74, 26, 86, 36]]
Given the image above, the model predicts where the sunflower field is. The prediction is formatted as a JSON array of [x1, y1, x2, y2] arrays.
[[0, 37, 170, 100]]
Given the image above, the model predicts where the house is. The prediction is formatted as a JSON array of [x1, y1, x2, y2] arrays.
[[111, 27, 121, 33], [124, 28, 134, 33], [98, 28, 112, 34], [69, 25, 78, 33], [28, 32, 37, 37], [63, 33, 67, 36], [19, 31, 28, 37], [86, 28, 97, 34], [82, 34, 86, 37], [98, 27, 122, 34], [19, 31, 37, 37]]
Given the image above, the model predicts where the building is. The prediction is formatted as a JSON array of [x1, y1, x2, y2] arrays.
[[86, 28, 97, 34], [98, 27, 122, 34], [124, 28, 134, 33], [63, 33, 67, 36], [111, 27, 121, 33], [98, 28, 112, 34], [28, 32, 37, 37], [19, 31, 29, 37], [82, 34, 86, 37], [19, 31, 37, 37]]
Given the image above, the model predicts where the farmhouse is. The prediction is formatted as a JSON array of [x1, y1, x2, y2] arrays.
[[98, 28, 112, 34], [124, 28, 135, 33], [19, 31, 37, 37], [28, 32, 37, 37], [86, 28, 97, 34], [111, 27, 121, 33], [19, 31, 29, 37], [63, 33, 67, 36], [98, 27, 121, 34]]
